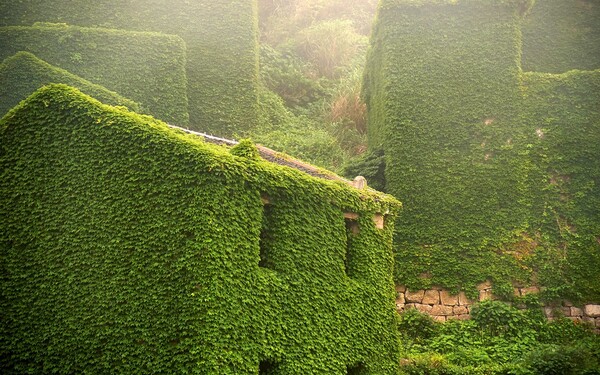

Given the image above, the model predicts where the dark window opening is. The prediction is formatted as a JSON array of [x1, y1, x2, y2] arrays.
[[347, 362, 366, 375], [344, 218, 359, 277], [259, 203, 274, 269], [259, 359, 279, 375]]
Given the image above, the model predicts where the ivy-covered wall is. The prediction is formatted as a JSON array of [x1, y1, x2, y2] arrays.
[[0, 84, 401, 374], [0, 23, 188, 125], [521, 70, 600, 301], [364, 0, 600, 302], [522, 0, 600, 73], [0, 51, 139, 116], [364, 0, 532, 297], [0, 0, 261, 136]]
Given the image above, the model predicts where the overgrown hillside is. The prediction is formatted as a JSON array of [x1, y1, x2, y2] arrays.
[[254, 0, 379, 172]]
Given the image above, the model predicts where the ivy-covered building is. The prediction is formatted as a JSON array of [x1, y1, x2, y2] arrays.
[[364, 0, 600, 302], [0, 0, 261, 135], [0, 84, 401, 374]]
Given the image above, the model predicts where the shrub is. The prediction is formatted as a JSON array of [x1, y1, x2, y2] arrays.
[[292, 19, 367, 79], [259, 44, 326, 111], [398, 308, 439, 342], [524, 344, 599, 375]]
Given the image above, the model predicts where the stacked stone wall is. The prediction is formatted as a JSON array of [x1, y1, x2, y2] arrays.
[[396, 283, 600, 333]]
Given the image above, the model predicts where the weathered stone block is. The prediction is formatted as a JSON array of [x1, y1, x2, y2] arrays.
[[440, 290, 458, 306], [453, 305, 469, 315], [422, 289, 440, 305], [395, 285, 407, 293], [396, 292, 406, 304], [570, 307, 583, 317], [584, 304, 600, 318], [563, 300, 574, 307], [432, 316, 446, 322], [513, 288, 521, 297], [414, 303, 433, 313], [431, 305, 453, 316], [405, 289, 425, 303]]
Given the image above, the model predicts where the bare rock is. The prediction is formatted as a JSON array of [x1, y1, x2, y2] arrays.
[[396, 292, 406, 305], [453, 305, 469, 315], [431, 305, 453, 316], [405, 289, 425, 304], [570, 307, 583, 317], [422, 289, 440, 305], [414, 304, 433, 313], [440, 290, 458, 306], [584, 304, 600, 318]]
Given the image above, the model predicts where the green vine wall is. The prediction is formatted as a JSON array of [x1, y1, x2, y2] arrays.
[[0, 0, 261, 136], [0, 84, 401, 374], [364, 0, 600, 302], [0, 51, 139, 116], [0, 23, 188, 125], [522, 0, 600, 73]]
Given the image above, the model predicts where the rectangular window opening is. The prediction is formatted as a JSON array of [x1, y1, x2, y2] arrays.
[[259, 358, 280, 375], [347, 362, 367, 375], [344, 217, 359, 277]]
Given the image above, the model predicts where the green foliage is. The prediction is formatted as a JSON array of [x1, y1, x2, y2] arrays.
[[253, 86, 349, 171], [257, 0, 377, 169], [365, 0, 600, 301], [260, 44, 326, 111], [520, 70, 600, 303], [0, 84, 401, 374], [230, 139, 260, 160], [343, 149, 386, 193], [397, 309, 439, 343], [258, 0, 378, 45], [0, 23, 187, 125], [365, 0, 533, 294], [326, 66, 369, 155], [522, 0, 600, 73], [0, 0, 261, 136], [397, 302, 600, 374], [0, 51, 139, 116], [524, 344, 600, 375], [470, 300, 540, 338], [290, 19, 368, 79]]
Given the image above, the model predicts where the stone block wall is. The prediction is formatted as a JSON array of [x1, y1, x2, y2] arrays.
[[396, 284, 600, 333]]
